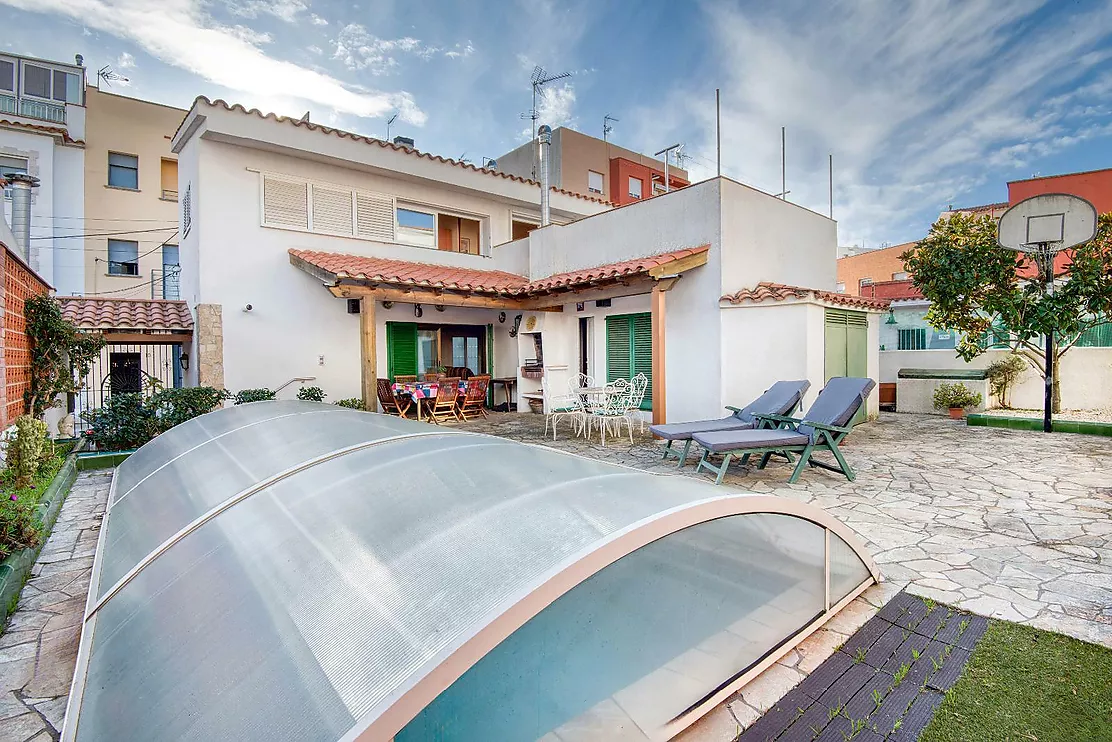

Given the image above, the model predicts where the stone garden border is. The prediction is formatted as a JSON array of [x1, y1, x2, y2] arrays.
[[0, 439, 84, 630], [966, 413, 1112, 436]]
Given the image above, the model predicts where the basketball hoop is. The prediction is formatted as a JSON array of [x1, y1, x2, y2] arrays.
[[996, 193, 1097, 432]]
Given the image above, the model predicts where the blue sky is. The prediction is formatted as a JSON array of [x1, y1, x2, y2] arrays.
[[3, 0, 1112, 246]]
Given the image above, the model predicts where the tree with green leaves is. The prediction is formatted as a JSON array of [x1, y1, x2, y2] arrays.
[[902, 211, 1112, 412], [24, 294, 106, 419]]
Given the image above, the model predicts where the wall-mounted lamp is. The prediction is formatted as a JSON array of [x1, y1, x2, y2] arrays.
[[414, 304, 423, 318], [885, 309, 897, 325], [179, 352, 190, 371], [434, 304, 445, 312], [382, 301, 394, 309], [498, 312, 506, 324]]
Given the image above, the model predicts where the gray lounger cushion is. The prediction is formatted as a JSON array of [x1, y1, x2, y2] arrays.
[[693, 429, 811, 453], [649, 379, 811, 440], [797, 377, 876, 440]]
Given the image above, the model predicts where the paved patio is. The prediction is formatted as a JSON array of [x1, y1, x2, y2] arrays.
[[0, 470, 110, 742], [467, 411, 1112, 648]]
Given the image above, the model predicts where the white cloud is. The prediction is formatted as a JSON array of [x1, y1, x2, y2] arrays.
[[444, 41, 474, 59], [518, 82, 576, 141], [222, 0, 307, 23], [664, 0, 1112, 245], [115, 51, 135, 69], [0, 0, 426, 124], [332, 24, 470, 73], [309, 13, 327, 25]]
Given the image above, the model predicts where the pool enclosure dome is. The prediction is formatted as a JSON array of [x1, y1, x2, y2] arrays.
[[64, 401, 879, 742]]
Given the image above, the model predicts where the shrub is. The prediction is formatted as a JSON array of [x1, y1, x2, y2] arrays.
[[334, 397, 365, 410], [932, 382, 983, 411], [296, 386, 326, 402], [0, 499, 41, 561], [986, 354, 1027, 409], [6, 416, 48, 489], [150, 386, 229, 428], [234, 388, 277, 405], [87, 393, 159, 451]]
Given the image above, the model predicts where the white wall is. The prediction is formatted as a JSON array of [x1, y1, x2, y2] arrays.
[[720, 303, 813, 412], [51, 145, 84, 295], [880, 347, 1112, 411]]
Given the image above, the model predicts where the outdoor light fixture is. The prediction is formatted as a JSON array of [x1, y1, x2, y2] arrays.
[[382, 301, 394, 309], [434, 305, 445, 312], [498, 312, 506, 323], [885, 309, 897, 325], [414, 304, 423, 318], [178, 353, 189, 371]]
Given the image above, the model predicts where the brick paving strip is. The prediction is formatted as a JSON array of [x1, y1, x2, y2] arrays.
[[735, 591, 988, 742], [0, 471, 112, 742]]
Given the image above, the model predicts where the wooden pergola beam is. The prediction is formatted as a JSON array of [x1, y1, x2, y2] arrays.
[[329, 284, 564, 312], [89, 331, 193, 345]]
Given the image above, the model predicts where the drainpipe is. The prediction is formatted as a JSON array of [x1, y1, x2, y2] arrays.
[[538, 124, 552, 226], [5, 173, 39, 262]]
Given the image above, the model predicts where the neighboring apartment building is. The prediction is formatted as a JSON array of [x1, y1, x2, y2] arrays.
[[835, 241, 914, 296], [0, 51, 86, 294], [495, 126, 689, 216], [83, 87, 186, 300]]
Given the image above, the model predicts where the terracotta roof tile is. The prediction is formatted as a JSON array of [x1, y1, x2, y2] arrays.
[[57, 297, 194, 331], [721, 282, 890, 311], [185, 97, 612, 206], [0, 118, 84, 146], [289, 245, 710, 296]]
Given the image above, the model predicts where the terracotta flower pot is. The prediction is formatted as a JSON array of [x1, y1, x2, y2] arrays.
[[948, 407, 965, 420]]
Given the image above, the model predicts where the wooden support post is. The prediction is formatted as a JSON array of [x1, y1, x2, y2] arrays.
[[651, 282, 667, 425], [360, 297, 377, 412]]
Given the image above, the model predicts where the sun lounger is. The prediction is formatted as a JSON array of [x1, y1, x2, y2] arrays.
[[693, 377, 875, 484], [649, 380, 811, 467]]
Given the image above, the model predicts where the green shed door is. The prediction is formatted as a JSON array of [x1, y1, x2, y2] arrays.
[[605, 313, 652, 410], [386, 322, 418, 381], [825, 309, 868, 423]]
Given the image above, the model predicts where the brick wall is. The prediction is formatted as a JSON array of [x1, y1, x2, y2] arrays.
[[836, 242, 915, 296], [1, 245, 50, 428]]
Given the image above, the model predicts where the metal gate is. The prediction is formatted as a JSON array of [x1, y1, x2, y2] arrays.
[[75, 342, 184, 428], [825, 309, 869, 424]]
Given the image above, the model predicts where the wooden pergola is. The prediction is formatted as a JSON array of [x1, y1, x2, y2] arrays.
[[289, 247, 709, 423]]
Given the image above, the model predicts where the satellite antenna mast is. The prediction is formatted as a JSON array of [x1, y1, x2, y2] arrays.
[[385, 113, 398, 141], [603, 114, 619, 142], [997, 193, 1097, 432], [96, 65, 129, 89], [654, 143, 682, 194], [524, 65, 572, 178]]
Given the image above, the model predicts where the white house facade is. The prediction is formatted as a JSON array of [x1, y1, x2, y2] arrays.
[[166, 96, 885, 425]]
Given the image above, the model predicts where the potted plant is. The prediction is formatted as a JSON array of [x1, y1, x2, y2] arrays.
[[932, 382, 983, 420]]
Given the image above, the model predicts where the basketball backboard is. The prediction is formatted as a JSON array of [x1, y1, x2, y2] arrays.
[[997, 193, 1097, 253]]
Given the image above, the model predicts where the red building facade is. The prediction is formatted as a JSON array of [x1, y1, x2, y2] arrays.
[[608, 157, 689, 206]]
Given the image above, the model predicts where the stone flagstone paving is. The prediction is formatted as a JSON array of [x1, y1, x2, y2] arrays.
[[0, 470, 110, 742], [467, 412, 1112, 649]]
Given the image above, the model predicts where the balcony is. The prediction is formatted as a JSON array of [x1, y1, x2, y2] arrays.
[[0, 92, 66, 124]]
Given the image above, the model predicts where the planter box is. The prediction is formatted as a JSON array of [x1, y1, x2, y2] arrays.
[[896, 369, 989, 415], [966, 413, 1112, 436], [76, 450, 135, 471], [0, 441, 82, 629]]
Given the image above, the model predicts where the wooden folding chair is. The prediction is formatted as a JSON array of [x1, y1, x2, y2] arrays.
[[377, 378, 411, 417], [457, 375, 490, 421], [426, 377, 461, 424]]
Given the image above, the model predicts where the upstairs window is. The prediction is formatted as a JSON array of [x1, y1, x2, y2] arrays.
[[108, 239, 139, 276], [0, 60, 13, 93], [18, 62, 81, 103], [396, 207, 436, 248], [628, 176, 642, 199], [160, 159, 178, 201], [587, 170, 603, 194], [108, 153, 139, 190], [892, 271, 908, 280], [23, 65, 50, 98]]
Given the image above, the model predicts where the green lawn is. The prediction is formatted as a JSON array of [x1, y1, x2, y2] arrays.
[[922, 620, 1112, 742]]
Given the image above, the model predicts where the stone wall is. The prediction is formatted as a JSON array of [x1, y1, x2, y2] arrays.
[[195, 303, 225, 389]]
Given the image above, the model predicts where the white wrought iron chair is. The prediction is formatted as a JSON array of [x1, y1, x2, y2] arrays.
[[586, 378, 631, 446], [543, 376, 584, 440], [619, 373, 649, 437]]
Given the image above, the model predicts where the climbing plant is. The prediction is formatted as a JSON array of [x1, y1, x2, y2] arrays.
[[24, 294, 105, 419]]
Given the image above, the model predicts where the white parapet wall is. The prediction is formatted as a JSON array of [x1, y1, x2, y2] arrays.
[[880, 347, 1112, 411]]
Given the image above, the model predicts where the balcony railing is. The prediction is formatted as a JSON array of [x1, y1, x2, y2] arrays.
[[0, 93, 66, 124], [161, 189, 178, 202], [152, 267, 181, 301], [0, 93, 16, 116]]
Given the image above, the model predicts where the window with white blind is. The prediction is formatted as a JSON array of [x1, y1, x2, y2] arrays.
[[628, 177, 642, 199], [587, 170, 603, 194], [259, 172, 397, 243]]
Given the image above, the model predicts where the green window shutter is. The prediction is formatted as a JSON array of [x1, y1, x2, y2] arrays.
[[606, 313, 652, 410], [630, 313, 653, 410], [386, 322, 418, 381]]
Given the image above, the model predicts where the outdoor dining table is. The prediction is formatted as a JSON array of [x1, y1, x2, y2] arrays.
[[392, 380, 468, 420], [575, 385, 624, 442]]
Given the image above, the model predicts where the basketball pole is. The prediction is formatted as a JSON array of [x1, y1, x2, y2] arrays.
[[1040, 244, 1054, 433]]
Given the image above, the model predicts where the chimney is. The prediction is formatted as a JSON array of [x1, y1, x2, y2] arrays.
[[538, 124, 552, 226], [5, 173, 39, 262]]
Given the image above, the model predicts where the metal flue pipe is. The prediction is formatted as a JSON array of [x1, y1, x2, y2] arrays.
[[538, 124, 552, 226], [5, 173, 39, 262]]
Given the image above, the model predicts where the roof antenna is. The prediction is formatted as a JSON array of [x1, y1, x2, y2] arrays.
[[96, 65, 129, 89], [299, 111, 310, 123], [603, 114, 618, 142], [520, 65, 572, 178], [386, 112, 398, 141]]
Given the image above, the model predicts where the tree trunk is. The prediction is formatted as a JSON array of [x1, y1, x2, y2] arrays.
[[1053, 354, 1061, 413]]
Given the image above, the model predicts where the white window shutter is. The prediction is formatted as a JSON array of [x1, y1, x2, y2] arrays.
[[312, 184, 353, 235], [263, 176, 308, 229], [355, 191, 396, 241]]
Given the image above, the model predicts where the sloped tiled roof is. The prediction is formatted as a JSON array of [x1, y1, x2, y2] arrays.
[[57, 297, 194, 331], [0, 118, 84, 146], [289, 246, 709, 296], [185, 97, 612, 206], [721, 282, 890, 311]]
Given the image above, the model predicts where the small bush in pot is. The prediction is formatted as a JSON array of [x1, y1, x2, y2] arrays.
[[932, 383, 982, 419], [334, 398, 365, 410], [296, 386, 326, 402]]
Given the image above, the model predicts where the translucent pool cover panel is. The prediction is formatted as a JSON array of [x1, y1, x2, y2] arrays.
[[96, 404, 432, 596], [398, 513, 827, 741], [79, 434, 724, 742], [829, 532, 870, 605]]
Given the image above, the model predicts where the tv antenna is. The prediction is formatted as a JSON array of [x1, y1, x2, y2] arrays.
[[385, 113, 398, 141], [603, 114, 619, 142], [521, 65, 572, 178], [96, 65, 129, 88]]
